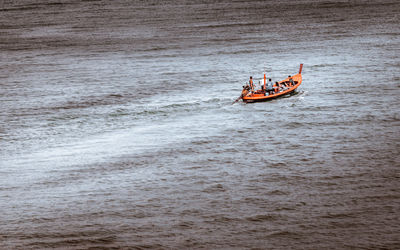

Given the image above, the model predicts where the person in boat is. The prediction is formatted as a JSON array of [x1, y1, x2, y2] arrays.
[[241, 85, 249, 98], [274, 81, 280, 93], [281, 81, 288, 90], [266, 78, 274, 95], [261, 81, 265, 92], [288, 76, 294, 87], [249, 76, 254, 92]]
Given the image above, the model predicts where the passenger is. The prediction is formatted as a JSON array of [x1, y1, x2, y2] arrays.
[[266, 78, 274, 95], [274, 82, 280, 93], [288, 75, 295, 87], [281, 81, 288, 91], [249, 76, 254, 92], [241, 86, 249, 98]]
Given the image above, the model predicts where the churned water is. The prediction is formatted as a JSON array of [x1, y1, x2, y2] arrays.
[[1, 0, 399, 249]]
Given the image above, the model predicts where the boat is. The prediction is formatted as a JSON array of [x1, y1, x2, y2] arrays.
[[240, 64, 303, 103]]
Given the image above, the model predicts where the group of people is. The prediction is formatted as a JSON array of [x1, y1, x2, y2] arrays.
[[244, 75, 296, 96]]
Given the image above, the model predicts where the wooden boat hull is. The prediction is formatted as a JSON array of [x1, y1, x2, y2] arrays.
[[243, 86, 299, 103], [242, 64, 303, 103]]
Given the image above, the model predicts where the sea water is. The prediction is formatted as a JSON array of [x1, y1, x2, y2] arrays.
[[1, 0, 399, 248]]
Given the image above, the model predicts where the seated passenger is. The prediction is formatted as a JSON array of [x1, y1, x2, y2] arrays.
[[288, 76, 295, 86], [274, 82, 280, 93], [266, 78, 274, 95]]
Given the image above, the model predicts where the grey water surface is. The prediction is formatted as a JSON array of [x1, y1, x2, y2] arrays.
[[1, 0, 399, 249]]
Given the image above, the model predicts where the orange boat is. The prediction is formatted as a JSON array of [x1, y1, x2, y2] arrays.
[[241, 64, 303, 103]]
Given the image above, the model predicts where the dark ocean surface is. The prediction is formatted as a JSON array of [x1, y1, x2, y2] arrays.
[[1, 0, 399, 249]]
